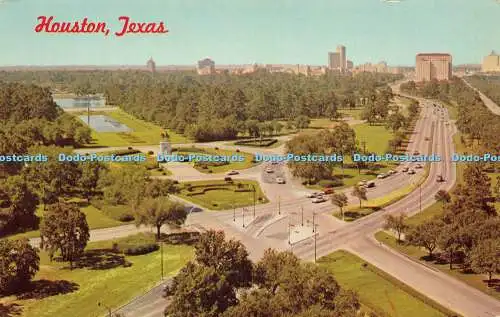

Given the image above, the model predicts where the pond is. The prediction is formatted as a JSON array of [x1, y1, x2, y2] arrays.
[[79, 115, 132, 132], [54, 97, 106, 108]]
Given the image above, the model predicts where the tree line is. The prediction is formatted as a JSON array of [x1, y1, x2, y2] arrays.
[[385, 165, 499, 283]]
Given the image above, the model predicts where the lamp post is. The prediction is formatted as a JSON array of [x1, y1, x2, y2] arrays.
[[278, 195, 281, 215], [160, 240, 164, 280], [314, 224, 319, 263], [301, 206, 304, 227], [233, 202, 235, 222], [252, 185, 256, 218], [312, 212, 316, 233], [98, 302, 111, 317], [242, 208, 245, 228]]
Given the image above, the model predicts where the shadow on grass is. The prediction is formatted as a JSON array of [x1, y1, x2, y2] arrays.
[[17, 280, 79, 300], [0, 303, 22, 316], [70, 249, 132, 270]]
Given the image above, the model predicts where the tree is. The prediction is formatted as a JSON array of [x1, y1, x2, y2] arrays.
[[437, 224, 461, 270], [294, 115, 310, 130], [135, 197, 186, 239], [384, 213, 408, 242], [39, 202, 89, 269], [351, 186, 367, 208], [78, 161, 106, 203], [0, 175, 38, 235], [407, 219, 443, 258], [386, 111, 406, 133], [254, 249, 301, 294], [434, 190, 451, 208], [98, 166, 149, 211], [469, 239, 500, 284], [0, 238, 39, 295], [165, 262, 237, 317], [194, 230, 253, 287], [331, 193, 348, 221]]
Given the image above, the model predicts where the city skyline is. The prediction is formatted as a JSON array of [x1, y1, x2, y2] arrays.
[[0, 0, 499, 66]]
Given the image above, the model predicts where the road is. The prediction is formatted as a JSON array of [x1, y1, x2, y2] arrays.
[[461, 77, 500, 115], [38, 90, 500, 316]]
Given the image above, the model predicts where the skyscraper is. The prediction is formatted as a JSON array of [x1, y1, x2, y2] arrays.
[[482, 51, 500, 72], [328, 45, 347, 71], [146, 57, 156, 73], [337, 45, 346, 71], [415, 53, 452, 82]]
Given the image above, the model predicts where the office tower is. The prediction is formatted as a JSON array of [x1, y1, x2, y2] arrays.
[[337, 45, 346, 70], [146, 57, 156, 73], [482, 51, 500, 72], [415, 53, 452, 82]]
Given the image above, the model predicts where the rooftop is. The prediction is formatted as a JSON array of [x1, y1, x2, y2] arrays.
[[416, 53, 452, 56]]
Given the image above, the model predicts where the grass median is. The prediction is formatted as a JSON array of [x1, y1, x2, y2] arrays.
[[318, 250, 457, 317], [177, 180, 269, 210]]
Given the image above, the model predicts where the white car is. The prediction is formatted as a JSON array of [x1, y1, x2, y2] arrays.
[[226, 170, 239, 175], [312, 196, 327, 203], [276, 177, 285, 184], [265, 168, 274, 173], [377, 173, 387, 179], [306, 192, 320, 198], [388, 170, 396, 175]]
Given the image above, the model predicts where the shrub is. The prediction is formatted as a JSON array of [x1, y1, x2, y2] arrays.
[[112, 233, 159, 256], [163, 231, 201, 245], [118, 213, 135, 222], [318, 178, 343, 188], [208, 170, 213, 173], [147, 150, 154, 155], [127, 146, 133, 150], [162, 172, 167, 175], [236, 149, 240, 152]]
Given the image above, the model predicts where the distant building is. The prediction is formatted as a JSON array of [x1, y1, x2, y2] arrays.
[[328, 52, 340, 70], [337, 45, 347, 71], [353, 61, 388, 74], [197, 57, 215, 75], [482, 51, 500, 73], [347, 60, 353, 70], [415, 53, 452, 82], [146, 57, 156, 73]]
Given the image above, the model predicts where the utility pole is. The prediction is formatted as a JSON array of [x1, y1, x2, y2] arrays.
[[312, 212, 316, 233], [242, 208, 245, 228], [301, 206, 304, 226], [160, 240, 164, 280], [278, 195, 281, 215], [314, 224, 319, 263], [252, 185, 256, 218], [233, 202, 235, 222]]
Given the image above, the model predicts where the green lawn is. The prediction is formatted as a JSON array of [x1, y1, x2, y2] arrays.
[[353, 123, 394, 154], [0, 236, 193, 317], [177, 180, 269, 210], [375, 231, 500, 301], [339, 108, 364, 120], [318, 251, 457, 317], [7, 201, 122, 240], [76, 109, 190, 147]]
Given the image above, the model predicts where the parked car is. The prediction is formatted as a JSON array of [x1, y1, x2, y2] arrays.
[[322, 188, 334, 195], [408, 169, 416, 175], [227, 170, 239, 175], [271, 161, 279, 165], [224, 177, 232, 182], [402, 167, 409, 172], [388, 170, 396, 175], [377, 173, 387, 179], [437, 175, 445, 182], [312, 196, 327, 203], [306, 192, 320, 198], [413, 150, 420, 155], [357, 180, 367, 187], [276, 177, 286, 184], [366, 181, 376, 188], [415, 163, 423, 169]]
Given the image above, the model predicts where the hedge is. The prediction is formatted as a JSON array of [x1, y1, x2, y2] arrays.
[[234, 138, 278, 147]]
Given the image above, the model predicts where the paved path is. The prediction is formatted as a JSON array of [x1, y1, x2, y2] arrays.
[[461, 77, 500, 115]]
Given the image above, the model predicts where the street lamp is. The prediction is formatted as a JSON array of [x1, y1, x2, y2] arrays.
[[233, 202, 235, 222], [277, 195, 281, 215], [301, 206, 304, 227], [242, 208, 245, 228], [160, 239, 164, 280], [314, 224, 319, 263], [98, 302, 111, 317], [252, 185, 256, 218], [312, 212, 316, 233]]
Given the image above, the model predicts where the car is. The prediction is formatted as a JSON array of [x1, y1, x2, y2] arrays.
[[408, 169, 416, 175], [265, 168, 274, 173], [413, 151, 420, 155], [276, 177, 285, 184], [224, 176, 232, 182], [415, 163, 423, 169], [425, 137, 430, 141], [271, 161, 279, 165], [312, 196, 327, 203], [437, 175, 445, 182], [366, 181, 376, 188], [306, 192, 320, 198], [322, 188, 334, 195], [402, 167, 409, 172], [227, 170, 239, 175], [357, 180, 367, 187], [377, 173, 387, 179], [388, 170, 396, 175]]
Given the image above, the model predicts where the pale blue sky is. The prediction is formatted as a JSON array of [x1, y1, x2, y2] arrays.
[[0, 0, 499, 66]]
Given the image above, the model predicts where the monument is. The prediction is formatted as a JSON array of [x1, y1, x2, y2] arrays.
[[159, 141, 172, 155]]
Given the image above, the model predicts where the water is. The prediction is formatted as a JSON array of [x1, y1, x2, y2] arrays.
[[54, 97, 106, 108], [79, 115, 132, 132]]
